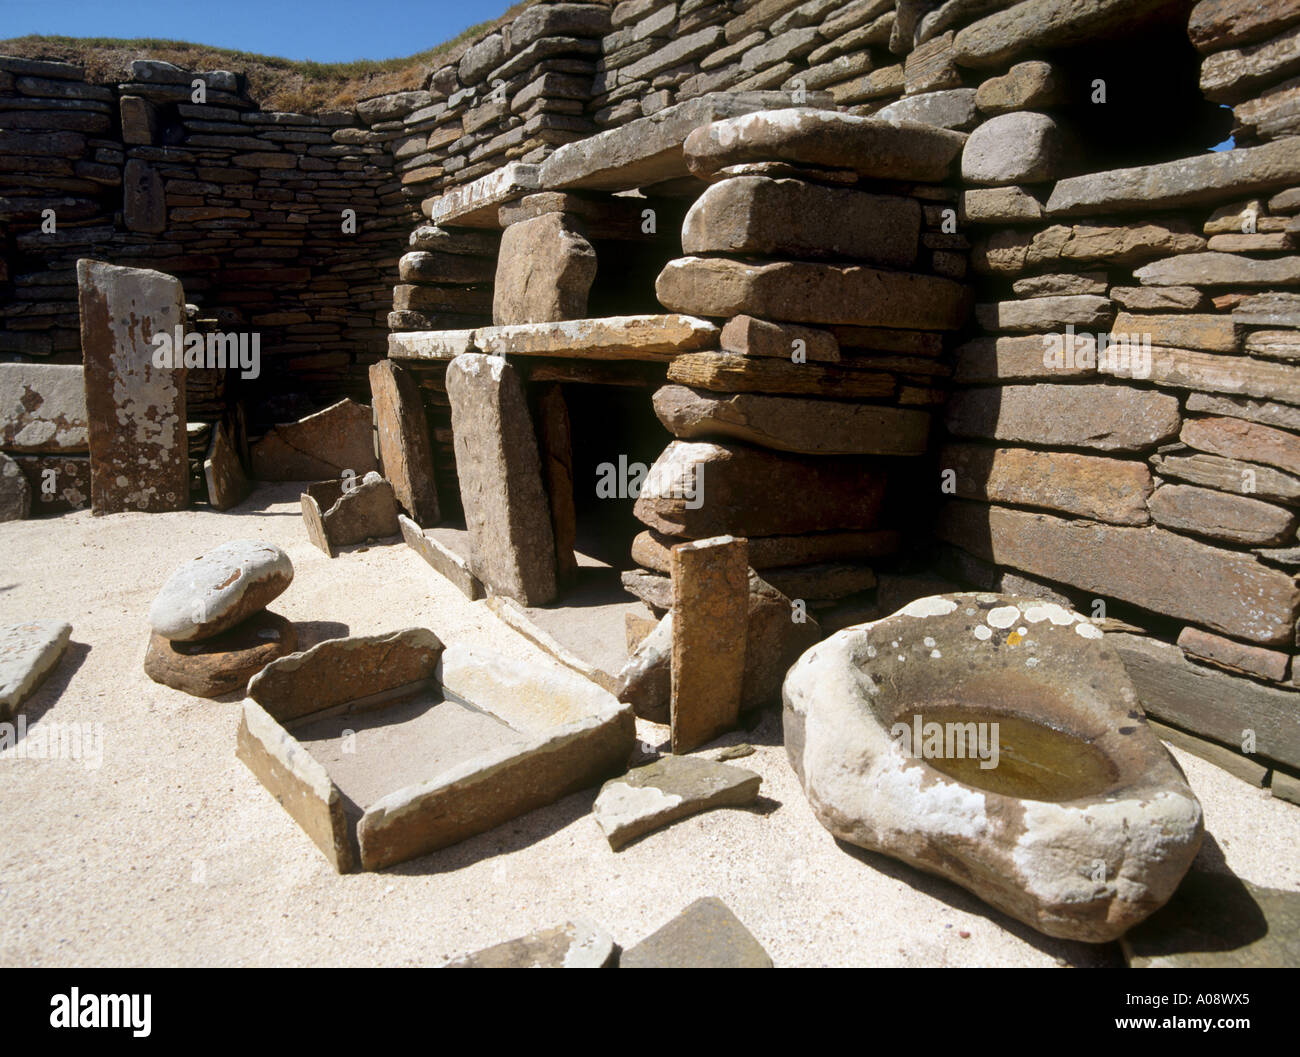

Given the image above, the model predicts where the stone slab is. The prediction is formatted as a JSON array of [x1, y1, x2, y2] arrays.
[[592, 754, 761, 849], [203, 419, 250, 511], [653, 384, 931, 455], [370, 360, 439, 526], [538, 92, 816, 192], [77, 259, 188, 514], [250, 399, 379, 481], [671, 535, 748, 753], [0, 619, 72, 721], [475, 314, 719, 360], [656, 256, 970, 329], [682, 175, 921, 267], [621, 897, 772, 968], [445, 354, 557, 605], [423, 162, 540, 228], [945, 384, 1181, 452], [940, 443, 1152, 524], [682, 106, 966, 183], [399, 515, 483, 600], [634, 439, 887, 538]]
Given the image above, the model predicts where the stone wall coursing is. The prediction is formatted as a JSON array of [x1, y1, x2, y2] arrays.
[[391, 0, 1300, 793], [922, 0, 1300, 786], [0, 55, 414, 434]]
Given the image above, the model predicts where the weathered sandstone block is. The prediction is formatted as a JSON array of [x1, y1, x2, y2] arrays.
[[1149, 482, 1296, 545], [370, 360, 439, 526], [945, 384, 1182, 451], [940, 444, 1153, 524], [493, 212, 597, 325], [656, 256, 970, 329], [683, 107, 966, 182], [0, 364, 87, 452], [653, 385, 931, 455], [682, 176, 920, 267], [961, 111, 1068, 185], [634, 439, 887, 538]]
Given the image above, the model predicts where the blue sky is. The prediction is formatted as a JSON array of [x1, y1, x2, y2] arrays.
[[0, 0, 514, 62]]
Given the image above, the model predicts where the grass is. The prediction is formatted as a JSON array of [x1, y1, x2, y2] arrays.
[[0, 2, 536, 111]]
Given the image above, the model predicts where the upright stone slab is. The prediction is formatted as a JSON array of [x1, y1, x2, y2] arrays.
[[445, 354, 557, 606], [671, 535, 749, 754], [369, 360, 440, 526], [76, 259, 188, 514], [493, 213, 597, 325]]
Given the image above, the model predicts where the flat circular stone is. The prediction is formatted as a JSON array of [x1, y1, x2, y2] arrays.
[[144, 610, 297, 698], [148, 539, 293, 642]]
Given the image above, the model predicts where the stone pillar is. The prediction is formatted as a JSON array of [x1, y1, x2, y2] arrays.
[[370, 359, 440, 527], [77, 259, 188, 514], [446, 353, 557, 605], [671, 535, 749, 753]]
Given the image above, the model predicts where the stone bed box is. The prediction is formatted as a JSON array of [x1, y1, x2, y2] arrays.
[[235, 628, 635, 872]]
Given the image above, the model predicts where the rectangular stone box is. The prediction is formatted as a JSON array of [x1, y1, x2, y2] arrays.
[[236, 628, 634, 872]]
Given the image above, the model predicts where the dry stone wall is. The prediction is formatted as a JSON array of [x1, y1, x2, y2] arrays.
[[389, 0, 1300, 797], [0, 54, 413, 433]]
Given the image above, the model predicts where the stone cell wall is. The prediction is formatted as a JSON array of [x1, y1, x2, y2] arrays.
[[0, 54, 414, 431]]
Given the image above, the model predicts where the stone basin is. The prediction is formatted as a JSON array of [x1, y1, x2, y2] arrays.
[[783, 592, 1205, 942], [236, 628, 634, 871]]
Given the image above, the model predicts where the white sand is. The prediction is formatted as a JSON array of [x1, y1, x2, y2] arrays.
[[1, 482, 1297, 967]]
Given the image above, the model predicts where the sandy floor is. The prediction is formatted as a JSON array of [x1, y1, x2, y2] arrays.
[[1, 482, 1297, 968]]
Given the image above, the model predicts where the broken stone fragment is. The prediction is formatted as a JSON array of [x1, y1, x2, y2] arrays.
[[144, 610, 297, 699], [203, 420, 250, 512], [301, 473, 400, 557], [593, 754, 761, 849], [443, 919, 618, 968], [250, 398, 379, 482], [148, 539, 294, 642], [0, 620, 72, 721], [621, 897, 772, 968]]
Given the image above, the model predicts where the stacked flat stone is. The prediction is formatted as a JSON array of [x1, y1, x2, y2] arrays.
[[625, 107, 972, 616], [144, 540, 297, 698]]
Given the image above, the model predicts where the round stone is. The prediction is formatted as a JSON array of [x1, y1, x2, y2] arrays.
[[144, 610, 298, 698], [148, 539, 293, 642]]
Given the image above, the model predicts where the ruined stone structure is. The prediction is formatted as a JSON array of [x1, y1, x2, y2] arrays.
[[4, 0, 1300, 828]]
